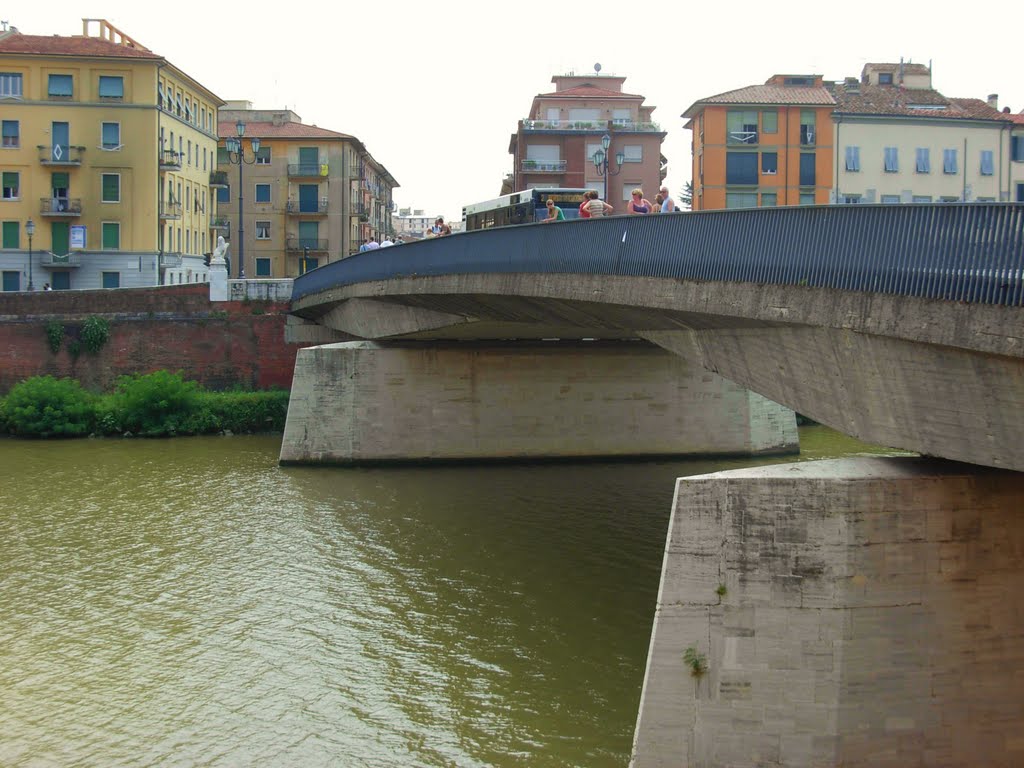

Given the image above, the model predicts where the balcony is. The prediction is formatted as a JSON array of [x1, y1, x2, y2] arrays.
[[39, 251, 81, 268], [160, 201, 183, 219], [210, 217, 230, 231], [285, 238, 328, 252], [347, 165, 365, 180], [159, 150, 183, 171], [209, 170, 229, 188], [288, 163, 327, 178], [40, 197, 82, 217], [38, 144, 83, 166], [521, 118, 662, 133], [349, 201, 366, 216], [286, 200, 328, 215], [159, 252, 183, 268], [521, 159, 567, 173]]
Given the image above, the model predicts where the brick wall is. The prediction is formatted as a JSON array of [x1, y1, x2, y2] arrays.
[[0, 284, 308, 394]]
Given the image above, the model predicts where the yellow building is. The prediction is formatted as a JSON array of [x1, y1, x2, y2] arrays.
[[0, 19, 224, 290]]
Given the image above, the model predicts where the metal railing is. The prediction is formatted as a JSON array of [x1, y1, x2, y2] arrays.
[[159, 252, 183, 268], [209, 170, 229, 187], [159, 149, 182, 169], [349, 202, 366, 216], [521, 160, 567, 173], [285, 238, 329, 252], [37, 144, 83, 165], [38, 251, 81, 267], [160, 201, 183, 219], [522, 118, 661, 132], [293, 203, 1024, 307], [40, 197, 82, 216], [210, 217, 230, 229], [288, 163, 327, 177], [286, 200, 328, 214]]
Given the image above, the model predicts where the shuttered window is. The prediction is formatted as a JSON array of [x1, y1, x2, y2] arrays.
[[102, 174, 120, 202]]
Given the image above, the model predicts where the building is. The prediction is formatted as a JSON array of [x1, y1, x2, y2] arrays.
[[393, 208, 436, 240], [1007, 110, 1024, 201], [507, 69, 667, 207], [0, 19, 223, 290], [830, 63, 1013, 204], [683, 74, 836, 210], [217, 103, 398, 276]]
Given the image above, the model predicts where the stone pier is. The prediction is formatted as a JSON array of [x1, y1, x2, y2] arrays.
[[631, 457, 1024, 768], [279, 341, 797, 464]]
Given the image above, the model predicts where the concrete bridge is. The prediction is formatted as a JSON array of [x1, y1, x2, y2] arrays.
[[282, 203, 1024, 767]]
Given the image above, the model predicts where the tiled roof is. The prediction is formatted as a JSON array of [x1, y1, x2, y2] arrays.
[[537, 85, 642, 99], [864, 62, 931, 76], [832, 82, 1011, 121], [682, 84, 834, 116], [1007, 110, 1024, 125], [0, 33, 161, 59], [218, 121, 355, 140]]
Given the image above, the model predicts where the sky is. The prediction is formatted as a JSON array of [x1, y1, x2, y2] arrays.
[[7, 1, 1024, 221]]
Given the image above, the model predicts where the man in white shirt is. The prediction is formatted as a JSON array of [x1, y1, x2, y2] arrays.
[[380, 236, 394, 247], [659, 186, 676, 213]]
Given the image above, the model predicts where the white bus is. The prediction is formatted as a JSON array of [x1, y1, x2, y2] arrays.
[[462, 187, 589, 231]]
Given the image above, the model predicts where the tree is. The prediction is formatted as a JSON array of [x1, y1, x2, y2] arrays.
[[679, 181, 693, 210]]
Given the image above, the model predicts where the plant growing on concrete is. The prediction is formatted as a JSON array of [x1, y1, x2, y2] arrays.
[[80, 316, 110, 354], [715, 584, 728, 599], [45, 320, 64, 354], [683, 646, 708, 678]]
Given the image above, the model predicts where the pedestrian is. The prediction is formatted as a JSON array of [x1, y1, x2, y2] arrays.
[[653, 193, 663, 212], [659, 186, 676, 213], [584, 191, 613, 218], [394, 235, 404, 245], [579, 191, 595, 219], [542, 198, 565, 222], [432, 217, 451, 236], [380, 235, 394, 247], [43, 282, 51, 291], [626, 188, 653, 214]]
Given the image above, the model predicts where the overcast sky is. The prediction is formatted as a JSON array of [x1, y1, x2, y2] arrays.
[[9, 2, 1024, 220]]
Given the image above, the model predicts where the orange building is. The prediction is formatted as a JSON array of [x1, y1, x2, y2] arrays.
[[683, 75, 835, 210]]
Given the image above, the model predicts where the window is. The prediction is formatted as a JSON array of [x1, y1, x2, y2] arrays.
[[884, 147, 898, 173], [727, 110, 759, 145], [255, 220, 270, 239], [158, 83, 165, 109], [175, 93, 183, 116], [101, 122, 120, 149], [760, 192, 777, 207], [101, 174, 120, 202], [2, 271, 19, 291], [881, 195, 901, 204], [980, 150, 994, 176], [255, 184, 271, 203], [586, 143, 602, 163], [622, 145, 642, 163], [943, 149, 958, 175], [48, 74, 73, 98], [799, 153, 816, 187], [217, 186, 230, 203], [188, 140, 192, 165], [2, 221, 18, 248], [845, 146, 861, 172], [800, 110, 816, 145], [1013, 136, 1024, 163], [915, 148, 931, 173], [879, 72, 894, 85], [256, 257, 271, 277], [912, 195, 932, 203], [98, 76, 124, 100], [2, 171, 18, 199], [799, 192, 815, 206], [725, 192, 758, 209], [940, 196, 959, 203], [52, 271, 70, 290], [726, 153, 758, 185], [842, 195, 862, 204], [101, 271, 120, 288], [761, 152, 777, 175], [762, 111, 778, 134], [1, 120, 18, 148], [255, 147, 271, 164], [0, 72, 23, 99], [101, 222, 120, 250]]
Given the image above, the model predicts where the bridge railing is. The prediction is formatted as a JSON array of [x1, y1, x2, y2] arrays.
[[292, 203, 1024, 307]]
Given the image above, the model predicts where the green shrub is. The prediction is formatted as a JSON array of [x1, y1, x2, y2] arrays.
[[80, 316, 111, 354], [110, 370, 203, 436], [45, 320, 64, 354], [206, 390, 290, 433], [0, 376, 95, 437], [67, 339, 81, 359]]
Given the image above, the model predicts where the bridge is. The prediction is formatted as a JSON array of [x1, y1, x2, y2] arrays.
[[282, 204, 1024, 767]]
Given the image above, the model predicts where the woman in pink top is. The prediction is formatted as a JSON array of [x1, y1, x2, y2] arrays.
[[626, 188, 653, 214]]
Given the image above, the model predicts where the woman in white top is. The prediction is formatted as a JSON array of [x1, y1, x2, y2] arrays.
[[586, 195, 613, 218]]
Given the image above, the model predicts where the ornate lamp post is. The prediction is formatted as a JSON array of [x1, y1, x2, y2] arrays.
[[25, 217, 35, 291], [224, 121, 261, 279], [592, 133, 624, 204]]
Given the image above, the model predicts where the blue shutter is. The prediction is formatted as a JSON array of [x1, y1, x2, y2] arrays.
[[943, 149, 958, 174], [845, 146, 860, 171], [916, 148, 930, 173], [884, 147, 898, 173], [980, 150, 994, 176]]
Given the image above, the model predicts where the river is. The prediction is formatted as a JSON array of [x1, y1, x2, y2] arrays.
[[0, 426, 897, 767]]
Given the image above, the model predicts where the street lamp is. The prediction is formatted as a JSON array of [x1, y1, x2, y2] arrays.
[[224, 121, 261, 279], [592, 133, 624, 204], [25, 218, 35, 291]]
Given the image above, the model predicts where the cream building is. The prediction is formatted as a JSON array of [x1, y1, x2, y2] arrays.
[[0, 19, 223, 290], [1011, 112, 1024, 202], [831, 63, 1014, 204]]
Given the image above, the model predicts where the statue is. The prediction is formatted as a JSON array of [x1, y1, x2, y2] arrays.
[[212, 235, 229, 264]]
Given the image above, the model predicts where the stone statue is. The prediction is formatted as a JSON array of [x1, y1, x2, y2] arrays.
[[212, 235, 229, 264]]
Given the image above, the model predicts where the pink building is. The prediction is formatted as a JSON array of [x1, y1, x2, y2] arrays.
[[507, 70, 667, 206]]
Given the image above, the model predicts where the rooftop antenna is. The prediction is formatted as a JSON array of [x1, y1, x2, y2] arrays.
[[0, 21, 8, 32]]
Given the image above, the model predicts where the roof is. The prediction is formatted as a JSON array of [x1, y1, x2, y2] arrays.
[[682, 84, 835, 117], [218, 120, 355, 140], [831, 82, 1011, 121], [863, 62, 931, 76], [536, 84, 643, 99], [1007, 110, 1024, 126], [0, 32, 161, 59]]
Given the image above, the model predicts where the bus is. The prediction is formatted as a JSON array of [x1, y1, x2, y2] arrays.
[[462, 187, 590, 231]]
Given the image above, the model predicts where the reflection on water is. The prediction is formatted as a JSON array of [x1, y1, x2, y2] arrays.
[[0, 427, 897, 766]]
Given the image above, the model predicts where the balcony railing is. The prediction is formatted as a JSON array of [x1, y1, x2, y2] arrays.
[[521, 159, 567, 173], [39, 251, 81, 268], [159, 252, 183, 268], [160, 201, 183, 219], [210, 217, 230, 230], [349, 202, 366, 216], [286, 200, 328, 215], [38, 144, 83, 165], [521, 118, 662, 133], [209, 170, 229, 188], [285, 238, 328, 252], [348, 165, 365, 180], [159, 150, 183, 170], [288, 163, 328, 177], [39, 197, 82, 216]]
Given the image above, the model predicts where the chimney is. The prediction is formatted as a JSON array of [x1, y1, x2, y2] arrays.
[[987, 94, 999, 110]]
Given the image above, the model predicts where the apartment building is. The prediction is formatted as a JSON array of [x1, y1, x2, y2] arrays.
[[507, 70, 667, 206], [1013, 112, 1024, 201], [217, 103, 398, 276], [0, 19, 223, 290], [683, 75, 836, 211], [831, 63, 1013, 204]]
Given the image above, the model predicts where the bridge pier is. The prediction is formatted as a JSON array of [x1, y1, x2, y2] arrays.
[[279, 340, 797, 464], [632, 457, 1024, 768]]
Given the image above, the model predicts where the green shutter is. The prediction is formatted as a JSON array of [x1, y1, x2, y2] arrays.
[[51, 222, 69, 256], [102, 222, 119, 249], [2, 221, 18, 249], [102, 174, 119, 202], [51, 172, 69, 188]]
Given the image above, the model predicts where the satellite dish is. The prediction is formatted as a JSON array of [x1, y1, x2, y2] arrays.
[[594, 63, 602, 73]]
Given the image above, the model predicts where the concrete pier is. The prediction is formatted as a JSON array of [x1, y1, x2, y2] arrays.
[[631, 457, 1024, 768], [279, 341, 798, 464]]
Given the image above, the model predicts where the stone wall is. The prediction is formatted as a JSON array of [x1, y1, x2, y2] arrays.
[[0, 284, 306, 393]]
